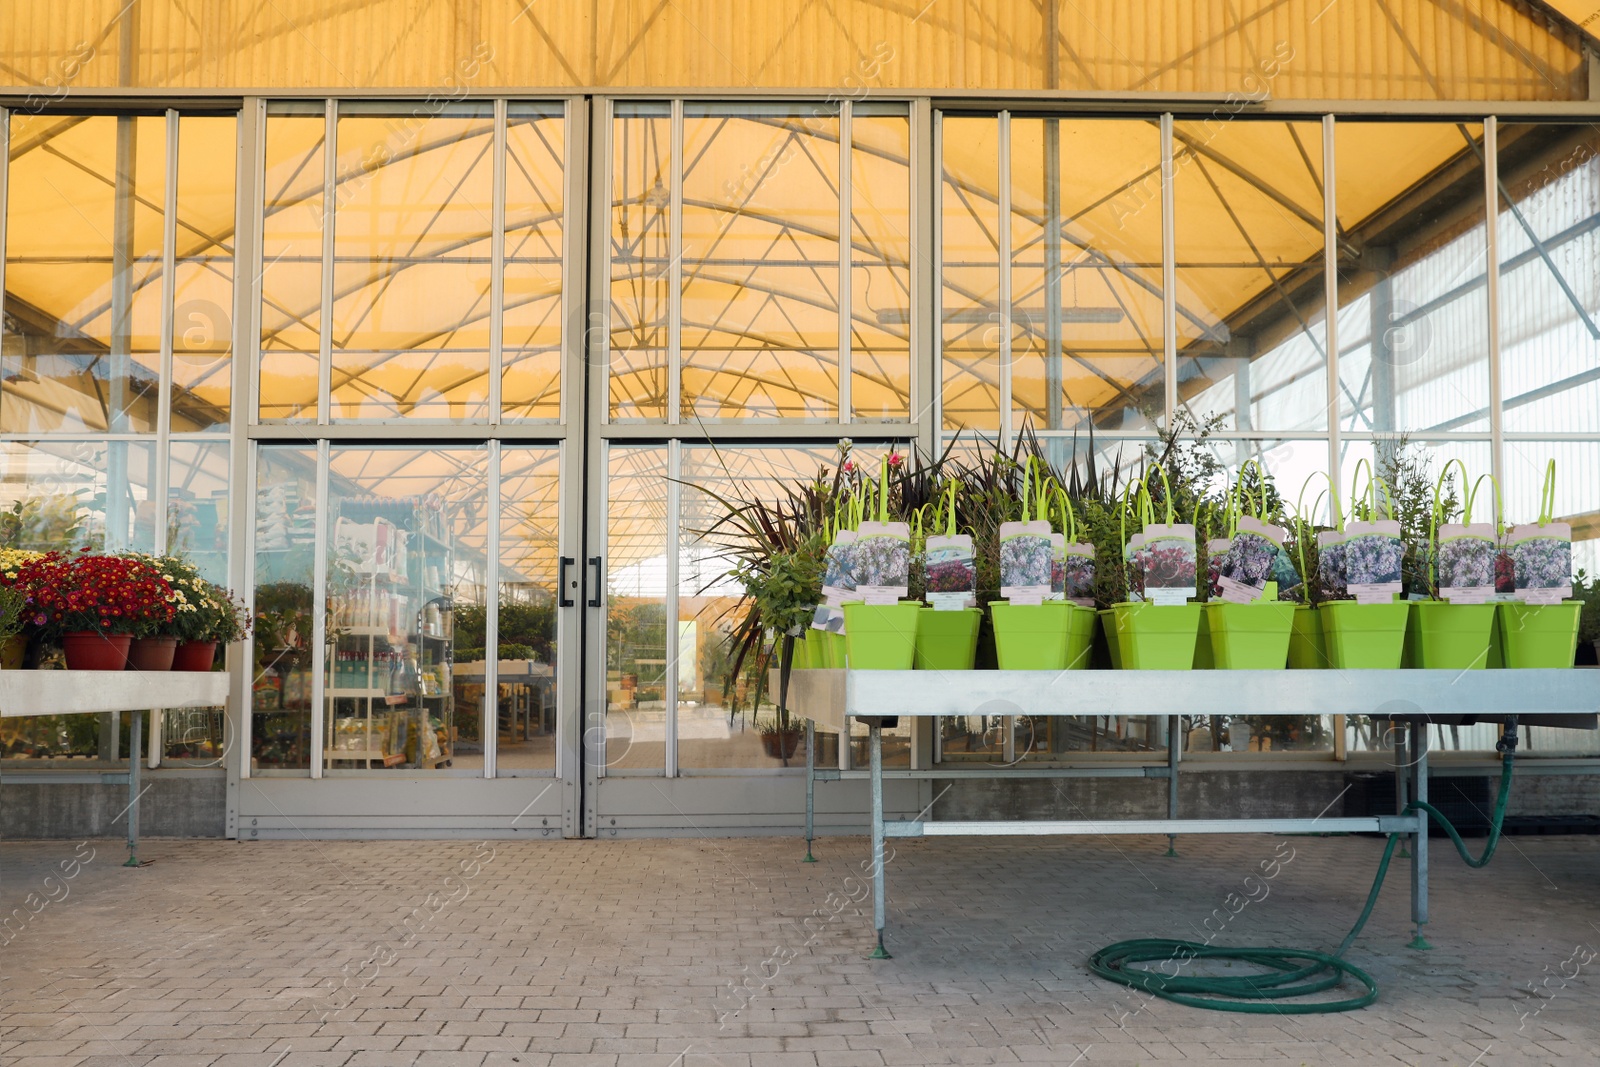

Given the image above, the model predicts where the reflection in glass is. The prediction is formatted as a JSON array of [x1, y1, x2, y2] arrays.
[[680, 105, 840, 421], [1174, 120, 1326, 433], [1501, 441, 1600, 575], [0, 440, 155, 554], [1335, 122, 1490, 436], [330, 106, 494, 421], [168, 440, 232, 585], [491, 447, 561, 772], [259, 110, 325, 421], [252, 446, 316, 772], [609, 104, 671, 421], [851, 107, 912, 422], [323, 447, 486, 771], [1496, 124, 1600, 435], [940, 116, 1002, 432], [3, 115, 166, 433], [678, 444, 909, 769], [171, 115, 236, 432], [606, 445, 667, 770], [502, 106, 565, 421], [1011, 118, 1162, 434]]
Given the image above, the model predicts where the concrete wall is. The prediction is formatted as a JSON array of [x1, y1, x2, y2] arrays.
[[1, 773, 226, 839]]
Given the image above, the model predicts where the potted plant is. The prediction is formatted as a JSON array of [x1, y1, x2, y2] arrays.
[[25, 552, 176, 670], [176, 580, 251, 671], [0, 547, 46, 668], [124, 554, 207, 670]]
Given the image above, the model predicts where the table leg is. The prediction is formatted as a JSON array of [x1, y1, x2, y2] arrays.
[[124, 711, 142, 867], [1408, 720, 1432, 950], [1395, 720, 1411, 859], [1165, 716, 1180, 857], [868, 722, 890, 959], [803, 719, 817, 862]]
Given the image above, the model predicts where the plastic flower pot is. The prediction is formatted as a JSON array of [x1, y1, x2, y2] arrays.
[[1405, 600, 1496, 670], [990, 601, 1069, 670], [1204, 600, 1296, 669], [1497, 601, 1581, 668], [173, 640, 219, 672], [1098, 609, 1123, 670], [842, 602, 921, 670], [1061, 603, 1097, 670], [127, 635, 178, 671], [914, 607, 981, 671], [1108, 601, 1203, 670], [789, 632, 814, 670], [1192, 607, 1214, 669], [1287, 606, 1326, 670], [62, 631, 132, 671], [1320, 600, 1411, 669], [820, 630, 847, 668]]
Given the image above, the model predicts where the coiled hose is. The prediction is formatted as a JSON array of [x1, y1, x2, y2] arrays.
[[1088, 728, 1516, 1014]]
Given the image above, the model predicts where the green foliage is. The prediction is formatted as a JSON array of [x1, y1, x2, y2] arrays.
[[453, 600, 555, 662], [0, 584, 26, 645], [1574, 569, 1600, 646], [1363, 438, 1460, 598]]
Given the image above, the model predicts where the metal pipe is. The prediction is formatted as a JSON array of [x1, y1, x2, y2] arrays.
[[804, 718, 816, 862], [869, 722, 889, 959]]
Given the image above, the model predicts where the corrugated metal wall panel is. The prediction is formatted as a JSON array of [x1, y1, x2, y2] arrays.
[[0, 0, 1586, 97]]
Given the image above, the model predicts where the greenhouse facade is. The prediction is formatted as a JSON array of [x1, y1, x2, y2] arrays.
[[4, 0, 1600, 839]]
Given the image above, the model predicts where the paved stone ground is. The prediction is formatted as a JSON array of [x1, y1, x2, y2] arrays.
[[2, 832, 1598, 1066]]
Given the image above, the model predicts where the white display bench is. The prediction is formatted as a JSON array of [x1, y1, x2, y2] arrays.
[[1, 671, 231, 865], [781, 668, 1600, 958]]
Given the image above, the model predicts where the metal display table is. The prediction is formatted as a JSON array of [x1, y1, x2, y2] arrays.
[[1, 671, 231, 865], [782, 668, 1600, 957]]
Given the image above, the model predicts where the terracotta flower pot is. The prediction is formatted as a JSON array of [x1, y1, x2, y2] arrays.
[[173, 640, 219, 672], [760, 728, 803, 760], [127, 635, 178, 671], [62, 631, 132, 671]]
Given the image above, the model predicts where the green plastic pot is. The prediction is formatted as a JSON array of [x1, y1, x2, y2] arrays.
[[1498, 601, 1581, 668], [914, 607, 982, 671], [1192, 607, 1214, 669], [818, 629, 847, 668], [1321, 600, 1411, 669], [1062, 603, 1097, 670], [1108, 601, 1203, 670], [1405, 600, 1496, 670], [1287, 606, 1327, 670], [1098, 609, 1123, 670], [990, 601, 1070, 670], [790, 632, 814, 669], [1204, 600, 1295, 669], [842, 601, 921, 670]]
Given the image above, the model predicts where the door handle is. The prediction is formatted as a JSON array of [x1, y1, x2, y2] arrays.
[[587, 556, 603, 608], [559, 556, 576, 607]]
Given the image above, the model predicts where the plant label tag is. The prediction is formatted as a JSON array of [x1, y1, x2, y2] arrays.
[[1000, 519, 1053, 603], [820, 530, 858, 607], [1046, 532, 1067, 601], [1437, 521, 1498, 604], [1205, 538, 1231, 599], [1316, 530, 1348, 600], [1137, 523, 1197, 595], [1217, 517, 1288, 604], [1063, 542, 1096, 607], [1509, 521, 1572, 604], [1146, 587, 1192, 607], [810, 604, 844, 634], [853, 520, 911, 604], [924, 533, 976, 610], [1344, 519, 1403, 604]]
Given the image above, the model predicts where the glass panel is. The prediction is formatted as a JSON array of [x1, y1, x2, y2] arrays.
[[259, 110, 325, 422], [940, 116, 1002, 432], [1502, 441, 1600, 576], [3, 711, 140, 766], [605, 444, 666, 770], [1188, 715, 1335, 754], [171, 114, 236, 432], [162, 707, 226, 764], [252, 445, 316, 772], [0, 440, 156, 554], [501, 105, 565, 421], [491, 446, 561, 773], [850, 107, 911, 422], [1011, 118, 1162, 435], [1495, 124, 1600, 434], [3, 114, 166, 433], [1335, 122, 1491, 435], [330, 105, 494, 421], [609, 103, 671, 422], [167, 440, 232, 585], [679, 443, 909, 769], [324, 447, 486, 771], [1174, 120, 1326, 433], [680, 104, 841, 422]]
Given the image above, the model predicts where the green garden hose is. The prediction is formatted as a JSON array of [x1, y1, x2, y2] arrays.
[[1088, 727, 1517, 1014]]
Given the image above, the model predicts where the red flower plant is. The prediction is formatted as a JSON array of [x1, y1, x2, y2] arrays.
[[22, 551, 177, 637]]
